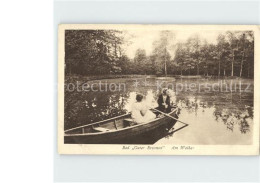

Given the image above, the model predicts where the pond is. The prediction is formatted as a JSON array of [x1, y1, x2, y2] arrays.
[[65, 76, 254, 145]]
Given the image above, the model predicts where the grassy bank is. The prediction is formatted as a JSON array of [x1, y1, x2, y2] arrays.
[[65, 74, 158, 81], [65, 74, 250, 82]]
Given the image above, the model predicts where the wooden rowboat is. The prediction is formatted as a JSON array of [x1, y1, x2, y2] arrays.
[[64, 108, 179, 144]]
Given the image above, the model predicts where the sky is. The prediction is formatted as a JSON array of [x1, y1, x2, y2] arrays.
[[122, 30, 225, 59]]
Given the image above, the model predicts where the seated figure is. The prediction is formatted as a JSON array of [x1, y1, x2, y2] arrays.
[[157, 88, 171, 113], [131, 94, 156, 123]]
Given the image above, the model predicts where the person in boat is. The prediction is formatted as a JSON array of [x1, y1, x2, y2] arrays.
[[131, 94, 156, 123], [157, 88, 171, 113]]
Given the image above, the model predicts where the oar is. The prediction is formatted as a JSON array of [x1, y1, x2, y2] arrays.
[[152, 108, 189, 126]]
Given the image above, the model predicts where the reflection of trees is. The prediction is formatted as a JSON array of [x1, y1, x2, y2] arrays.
[[213, 101, 252, 133], [176, 96, 209, 116], [176, 91, 253, 134], [65, 79, 128, 129], [73, 92, 128, 129], [212, 105, 252, 133], [240, 118, 250, 133], [65, 77, 253, 135]]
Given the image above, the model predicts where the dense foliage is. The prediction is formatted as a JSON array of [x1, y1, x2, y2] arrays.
[[65, 30, 254, 78], [174, 31, 254, 78]]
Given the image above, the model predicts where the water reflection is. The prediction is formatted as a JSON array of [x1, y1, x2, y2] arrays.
[[65, 77, 253, 144], [176, 96, 252, 134]]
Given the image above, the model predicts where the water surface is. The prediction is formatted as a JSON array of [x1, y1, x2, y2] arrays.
[[65, 76, 254, 145]]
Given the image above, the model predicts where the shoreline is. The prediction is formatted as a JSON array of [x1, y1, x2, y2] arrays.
[[65, 74, 252, 82]]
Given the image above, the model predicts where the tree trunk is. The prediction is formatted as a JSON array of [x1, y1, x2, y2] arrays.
[[231, 50, 234, 76], [118, 47, 122, 57], [114, 43, 117, 58], [223, 60, 226, 76], [240, 34, 245, 77], [206, 63, 208, 76], [164, 48, 167, 77], [164, 60, 167, 76], [240, 50, 245, 77], [247, 62, 250, 78], [218, 60, 221, 77]]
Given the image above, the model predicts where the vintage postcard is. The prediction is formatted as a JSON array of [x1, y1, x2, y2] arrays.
[[58, 24, 259, 155]]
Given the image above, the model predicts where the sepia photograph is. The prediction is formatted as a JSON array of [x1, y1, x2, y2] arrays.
[[58, 24, 259, 155]]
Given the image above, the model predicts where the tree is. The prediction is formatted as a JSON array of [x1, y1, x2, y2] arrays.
[[226, 31, 239, 77], [244, 32, 254, 78], [65, 30, 254, 78], [238, 32, 254, 77], [65, 30, 125, 75], [151, 31, 176, 76], [200, 41, 211, 76], [133, 49, 147, 74], [174, 43, 191, 75], [186, 35, 201, 75]]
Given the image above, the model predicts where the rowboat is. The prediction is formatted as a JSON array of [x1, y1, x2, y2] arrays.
[[64, 107, 179, 144]]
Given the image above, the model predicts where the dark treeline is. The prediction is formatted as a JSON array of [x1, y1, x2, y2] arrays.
[[174, 31, 254, 78], [65, 30, 254, 78]]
